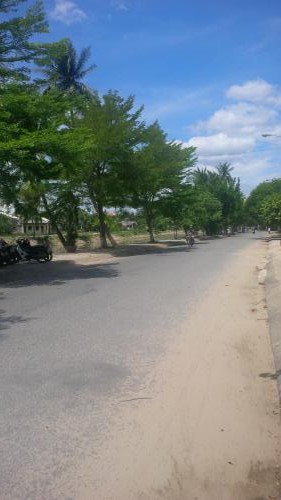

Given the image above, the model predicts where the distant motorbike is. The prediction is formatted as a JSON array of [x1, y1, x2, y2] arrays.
[[16, 238, 53, 263], [185, 233, 195, 248]]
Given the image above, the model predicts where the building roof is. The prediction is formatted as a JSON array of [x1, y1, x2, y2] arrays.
[[0, 211, 19, 221]]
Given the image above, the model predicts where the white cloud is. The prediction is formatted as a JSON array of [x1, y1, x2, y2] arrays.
[[50, 0, 87, 24], [226, 79, 281, 106], [181, 79, 281, 192], [184, 133, 255, 157], [111, 0, 129, 11], [203, 103, 278, 137], [227, 79, 273, 102]]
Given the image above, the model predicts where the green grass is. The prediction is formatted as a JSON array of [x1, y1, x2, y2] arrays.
[[1, 229, 187, 253]]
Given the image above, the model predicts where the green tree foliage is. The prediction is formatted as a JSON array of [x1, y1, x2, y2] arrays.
[[78, 208, 96, 232], [187, 189, 222, 234], [44, 183, 80, 251], [193, 163, 244, 232], [158, 184, 193, 233], [75, 91, 144, 248], [0, 0, 48, 81], [216, 161, 234, 182], [0, 82, 89, 249], [0, 2, 250, 249], [245, 178, 281, 226], [0, 83, 84, 180], [130, 122, 196, 242], [16, 180, 42, 221], [259, 193, 281, 229], [160, 184, 222, 236], [34, 38, 96, 249]]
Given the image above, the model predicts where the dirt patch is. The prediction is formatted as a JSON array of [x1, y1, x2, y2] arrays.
[[53, 250, 116, 266], [53, 240, 188, 264]]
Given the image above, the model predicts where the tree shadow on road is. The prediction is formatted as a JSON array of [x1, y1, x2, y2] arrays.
[[0, 309, 34, 334], [106, 240, 201, 258], [0, 260, 119, 288], [0, 239, 201, 287], [0, 292, 35, 337]]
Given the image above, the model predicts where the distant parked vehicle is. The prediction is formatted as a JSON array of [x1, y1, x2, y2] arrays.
[[16, 238, 53, 263]]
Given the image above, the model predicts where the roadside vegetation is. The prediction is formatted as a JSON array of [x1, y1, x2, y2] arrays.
[[1, 1, 280, 253], [245, 179, 281, 231]]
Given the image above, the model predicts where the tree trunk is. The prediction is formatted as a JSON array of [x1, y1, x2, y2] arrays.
[[41, 194, 71, 252], [145, 209, 155, 243], [89, 187, 118, 248], [105, 225, 117, 247], [96, 203, 108, 248], [64, 234, 77, 253], [64, 202, 78, 253]]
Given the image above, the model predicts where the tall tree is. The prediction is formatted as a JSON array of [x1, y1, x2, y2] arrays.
[[75, 91, 144, 248], [160, 184, 222, 236], [260, 193, 281, 229], [216, 162, 234, 182], [35, 38, 96, 249], [42, 182, 81, 251], [193, 165, 244, 232], [0, 0, 48, 81], [130, 122, 196, 242], [0, 82, 89, 250], [245, 178, 281, 226]]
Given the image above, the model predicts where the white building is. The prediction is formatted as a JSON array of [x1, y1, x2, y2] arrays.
[[16, 218, 52, 235], [0, 211, 51, 235]]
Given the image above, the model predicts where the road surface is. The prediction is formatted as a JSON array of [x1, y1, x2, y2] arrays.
[[0, 233, 280, 499]]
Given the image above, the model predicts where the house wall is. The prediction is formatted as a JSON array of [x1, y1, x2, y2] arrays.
[[17, 223, 51, 235]]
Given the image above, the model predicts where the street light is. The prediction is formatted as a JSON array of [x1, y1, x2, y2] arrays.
[[261, 133, 281, 138]]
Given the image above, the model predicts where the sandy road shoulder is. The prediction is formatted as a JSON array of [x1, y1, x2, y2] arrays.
[[53, 250, 117, 266], [50, 238, 281, 500], [265, 239, 281, 400]]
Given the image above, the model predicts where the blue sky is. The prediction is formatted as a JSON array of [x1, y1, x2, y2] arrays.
[[39, 0, 281, 193]]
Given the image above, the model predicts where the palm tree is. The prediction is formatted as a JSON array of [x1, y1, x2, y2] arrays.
[[36, 39, 96, 252], [41, 39, 96, 95], [193, 167, 210, 187], [216, 162, 234, 183]]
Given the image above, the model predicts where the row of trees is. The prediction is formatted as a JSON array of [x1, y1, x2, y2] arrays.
[[0, 0, 252, 251], [245, 179, 281, 230]]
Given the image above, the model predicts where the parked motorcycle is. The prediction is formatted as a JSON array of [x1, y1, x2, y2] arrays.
[[0, 240, 19, 265], [16, 238, 53, 263]]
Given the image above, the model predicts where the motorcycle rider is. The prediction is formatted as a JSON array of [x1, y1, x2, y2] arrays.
[[185, 226, 195, 246]]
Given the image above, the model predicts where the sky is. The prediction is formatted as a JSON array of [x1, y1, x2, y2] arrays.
[[38, 0, 281, 193]]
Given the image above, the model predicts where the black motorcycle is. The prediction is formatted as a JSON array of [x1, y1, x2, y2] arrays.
[[16, 238, 53, 263], [0, 240, 19, 265]]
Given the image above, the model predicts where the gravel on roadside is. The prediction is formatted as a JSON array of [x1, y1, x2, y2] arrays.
[[265, 239, 281, 401]]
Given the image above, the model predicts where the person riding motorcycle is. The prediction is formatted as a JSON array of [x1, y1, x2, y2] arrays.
[[185, 227, 195, 247]]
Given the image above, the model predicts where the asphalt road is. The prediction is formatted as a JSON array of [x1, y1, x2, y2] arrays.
[[0, 233, 258, 499]]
